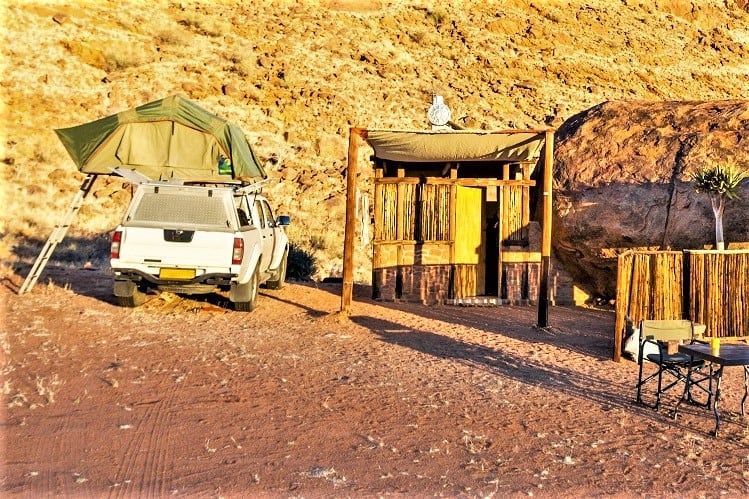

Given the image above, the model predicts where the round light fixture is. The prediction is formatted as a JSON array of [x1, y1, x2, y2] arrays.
[[428, 95, 451, 127]]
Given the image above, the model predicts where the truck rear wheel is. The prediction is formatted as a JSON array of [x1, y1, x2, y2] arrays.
[[232, 269, 258, 312], [265, 251, 287, 290], [114, 280, 145, 308]]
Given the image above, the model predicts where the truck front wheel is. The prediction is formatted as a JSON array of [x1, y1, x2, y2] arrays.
[[231, 269, 258, 312], [265, 251, 287, 290]]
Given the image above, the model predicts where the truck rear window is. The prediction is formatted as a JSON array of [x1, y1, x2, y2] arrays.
[[129, 193, 229, 226]]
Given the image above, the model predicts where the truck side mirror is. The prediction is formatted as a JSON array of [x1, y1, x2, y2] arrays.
[[276, 215, 291, 226]]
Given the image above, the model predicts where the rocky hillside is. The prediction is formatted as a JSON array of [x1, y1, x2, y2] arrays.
[[2, 0, 749, 285]]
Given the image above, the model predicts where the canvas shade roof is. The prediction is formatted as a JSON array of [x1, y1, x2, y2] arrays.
[[365, 129, 546, 165], [55, 95, 266, 183]]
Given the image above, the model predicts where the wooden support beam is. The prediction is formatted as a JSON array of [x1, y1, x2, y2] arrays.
[[395, 169, 405, 241], [537, 130, 554, 328], [341, 127, 365, 314], [449, 182, 457, 267], [373, 169, 383, 241], [375, 177, 535, 187], [441, 162, 453, 177]]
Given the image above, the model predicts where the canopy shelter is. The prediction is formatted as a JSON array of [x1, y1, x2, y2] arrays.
[[20, 95, 265, 295], [365, 129, 546, 164], [55, 94, 266, 183], [340, 127, 555, 327]]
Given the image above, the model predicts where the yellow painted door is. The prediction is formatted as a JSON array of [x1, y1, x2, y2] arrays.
[[454, 186, 483, 297]]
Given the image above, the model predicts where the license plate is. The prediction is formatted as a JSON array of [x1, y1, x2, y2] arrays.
[[159, 268, 196, 280]]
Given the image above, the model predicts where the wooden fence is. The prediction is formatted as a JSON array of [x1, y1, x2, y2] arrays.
[[614, 249, 749, 361], [375, 180, 451, 242]]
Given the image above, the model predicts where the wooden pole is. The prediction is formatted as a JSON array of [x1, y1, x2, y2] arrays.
[[537, 130, 554, 328], [682, 250, 691, 321], [341, 127, 364, 314]]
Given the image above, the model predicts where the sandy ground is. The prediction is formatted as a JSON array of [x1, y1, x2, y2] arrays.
[[2, 266, 748, 498]]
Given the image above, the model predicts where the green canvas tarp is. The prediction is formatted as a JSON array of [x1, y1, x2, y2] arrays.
[[365, 129, 546, 165], [55, 94, 266, 183]]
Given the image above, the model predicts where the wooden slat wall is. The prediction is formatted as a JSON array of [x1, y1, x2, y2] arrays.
[[452, 264, 477, 299], [380, 183, 398, 241], [614, 249, 749, 361], [502, 184, 527, 244], [614, 251, 683, 361], [402, 183, 416, 240], [419, 184, 450, 241], [689, 250, 749, 338], [375, 180, 451, 242]]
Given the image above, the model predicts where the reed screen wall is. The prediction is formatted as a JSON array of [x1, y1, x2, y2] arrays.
[[375, 180, 450, 242], [614, 249, 749, 361]]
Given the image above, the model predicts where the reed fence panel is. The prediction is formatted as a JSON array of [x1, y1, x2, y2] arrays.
[[688, 250, 749, 339], [614, 249, 749, 361]]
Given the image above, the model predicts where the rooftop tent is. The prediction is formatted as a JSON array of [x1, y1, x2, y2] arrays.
[[54, 94, 266, 183], [365, 129, 546, 165]]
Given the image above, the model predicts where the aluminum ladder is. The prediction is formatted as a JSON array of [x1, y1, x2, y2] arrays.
[[18, 174, 97, 294]]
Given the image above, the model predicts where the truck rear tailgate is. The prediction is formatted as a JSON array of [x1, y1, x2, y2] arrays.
[[118, 227, 235, 269]]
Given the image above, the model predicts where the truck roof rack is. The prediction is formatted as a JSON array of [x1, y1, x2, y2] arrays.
[[234, 179, 268, 195], [111, 167, 186, 185], [111, 167, 268, 194]]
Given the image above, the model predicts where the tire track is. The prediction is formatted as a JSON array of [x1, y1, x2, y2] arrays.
[[108, 369, 181, 499], [27, 408, 95, 497]]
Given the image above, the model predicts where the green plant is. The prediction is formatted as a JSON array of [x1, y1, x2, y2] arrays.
[[691, 162, 747, 250], [286, 244, 317, 281]]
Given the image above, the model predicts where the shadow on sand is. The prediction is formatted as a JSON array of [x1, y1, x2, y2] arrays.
[[347, 313, 749, 440], [297, 280, 615, 361], [350, 314, 624, 408]]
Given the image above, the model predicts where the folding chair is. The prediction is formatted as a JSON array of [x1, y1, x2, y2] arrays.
[[635, 319, 712, 410]]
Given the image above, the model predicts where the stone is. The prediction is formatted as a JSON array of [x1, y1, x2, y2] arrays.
[[553, 100, 749, 298], [281, 167, 299, 181], [315, 133, 347, 161]]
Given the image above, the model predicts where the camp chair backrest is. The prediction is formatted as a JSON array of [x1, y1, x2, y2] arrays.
[[640, 319, 694, 343]]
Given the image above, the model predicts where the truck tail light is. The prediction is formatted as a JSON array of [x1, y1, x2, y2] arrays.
[[232, 237, 244, 265], [110, 230, 123, 259]]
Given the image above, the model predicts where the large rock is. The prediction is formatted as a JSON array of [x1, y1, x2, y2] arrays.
[[553, 100, 749, 298]]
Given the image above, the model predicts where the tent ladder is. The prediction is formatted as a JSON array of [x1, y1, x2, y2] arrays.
[[18, 174, 98, 295]]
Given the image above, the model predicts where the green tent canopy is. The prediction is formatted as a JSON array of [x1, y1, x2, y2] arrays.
[[55, 94, 266, 183], [365, 129, 546, 165]]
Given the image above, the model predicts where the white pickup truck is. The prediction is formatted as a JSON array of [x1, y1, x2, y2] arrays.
[[109, 182, 290, 311]]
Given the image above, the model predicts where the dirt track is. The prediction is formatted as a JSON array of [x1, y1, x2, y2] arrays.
[[2, 267, 748, 497]]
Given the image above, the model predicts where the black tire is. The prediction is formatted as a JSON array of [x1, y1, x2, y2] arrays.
[[266, 252, 287, 290], [116, 286, 145, 308], [233, 269, 259, 312]]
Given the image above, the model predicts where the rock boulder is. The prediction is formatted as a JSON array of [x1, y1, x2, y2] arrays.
[[553, 100, 749, 298]]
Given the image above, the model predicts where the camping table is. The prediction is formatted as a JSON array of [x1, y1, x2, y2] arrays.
[[674, 343, 749, 436]]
